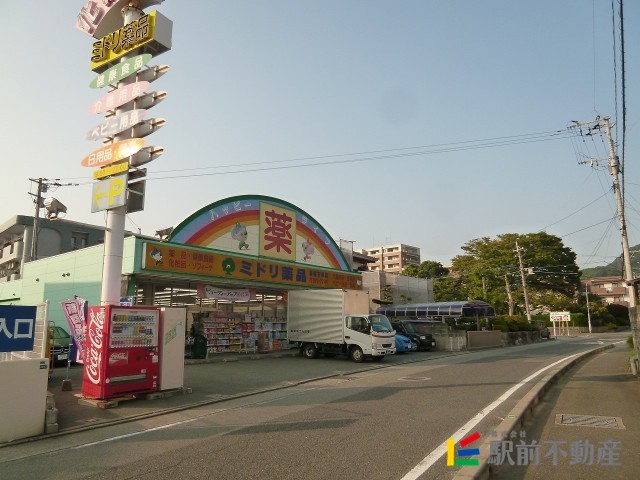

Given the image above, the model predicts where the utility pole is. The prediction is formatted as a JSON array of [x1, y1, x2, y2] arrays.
[[571, 116, 640, 363], [29, 178, 45, 261], [603, 117, 640, 360], [585, 282, 592, 335], [504, 274, 514, 316], [28, 177, 74, 261], [515, 241, 532, 322]]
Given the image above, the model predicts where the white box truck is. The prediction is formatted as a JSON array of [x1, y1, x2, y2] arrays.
[[287, 289, 396, 362]]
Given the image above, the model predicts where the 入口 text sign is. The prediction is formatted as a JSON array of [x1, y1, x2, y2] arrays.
[[0, 306, 37, 353]]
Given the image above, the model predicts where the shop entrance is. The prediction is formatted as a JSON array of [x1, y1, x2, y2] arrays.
[[131, 279, 289, 357]]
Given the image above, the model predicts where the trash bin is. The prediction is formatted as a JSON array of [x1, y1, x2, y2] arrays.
[[192, 334, 208, 359]]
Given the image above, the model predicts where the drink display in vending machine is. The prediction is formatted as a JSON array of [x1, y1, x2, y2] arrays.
[[82, 305, 160, 400]]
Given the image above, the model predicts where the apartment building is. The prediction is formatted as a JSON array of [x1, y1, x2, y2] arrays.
[[582, 276, 629, 306], [0, 215, 110, 284], [361, 244, 421, 274]]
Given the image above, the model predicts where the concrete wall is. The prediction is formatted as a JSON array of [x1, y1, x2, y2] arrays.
[[0, 358, 49, 443], [361, 271, 433, 312], [468, 330, 503, 349]]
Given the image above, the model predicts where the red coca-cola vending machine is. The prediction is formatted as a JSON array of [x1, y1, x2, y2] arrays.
[[82, 305, 160, 400]]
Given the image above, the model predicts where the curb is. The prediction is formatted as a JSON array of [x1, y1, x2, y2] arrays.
[[452, 343, 615, 480]]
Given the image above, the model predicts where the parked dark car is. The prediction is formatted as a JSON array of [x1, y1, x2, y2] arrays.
[[540, 326, 551, 339], [391, 320, 437, 351], [48, 325, 71, 365]]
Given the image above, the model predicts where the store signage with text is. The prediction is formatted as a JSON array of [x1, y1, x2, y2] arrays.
[[0, 306, 37, 353], [90, 10, 172, 72], [91, 174, 127, 212], [76, 0, 163, 39], [86, 109, 148, 141], [88, 81, 150, 115], [82, 138, 145, 168], [197, 285, 257, 301], [259, 202, 296, 262], [142, 243, 362, 290], [61, 298, 87, 363], [93, 161, 129, 180], [89, 54, 152, 88]]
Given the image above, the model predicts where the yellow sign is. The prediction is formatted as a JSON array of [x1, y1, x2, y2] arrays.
[[259, 202, 296, 262], [91, 174, 127, 213], [93, 161, 129, 180], [142, 243, 362, 290], [90, 11, 173, 72]]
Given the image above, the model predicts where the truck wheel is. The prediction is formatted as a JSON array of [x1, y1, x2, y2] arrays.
[[302, 343, 318, 359], [350, 346, 364, 363]]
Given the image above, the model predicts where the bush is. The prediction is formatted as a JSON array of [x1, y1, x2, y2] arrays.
[[606, 322, 617, 331], [491, 315, 537, 332], [607, 304, 630, 326]]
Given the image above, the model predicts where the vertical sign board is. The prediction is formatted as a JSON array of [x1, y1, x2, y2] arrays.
[[0, 306, 37, 352], [91, 173, 128, 212]]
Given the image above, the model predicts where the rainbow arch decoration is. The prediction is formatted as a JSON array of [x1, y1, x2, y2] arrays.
[[169, 195, 351, 271]]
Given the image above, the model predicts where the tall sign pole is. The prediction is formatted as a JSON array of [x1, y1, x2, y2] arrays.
[[100, 4, 143, 306], [77, 0, 172, 306]]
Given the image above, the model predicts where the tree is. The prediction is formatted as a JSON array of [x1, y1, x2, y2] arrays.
[[449, 232, 580, 315], [433, 275, 467, 302], [380, 285, 393, 304], [403, 261, 449, 279]]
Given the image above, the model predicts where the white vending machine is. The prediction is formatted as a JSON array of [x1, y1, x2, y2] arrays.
[[159, 307, 186, 391]]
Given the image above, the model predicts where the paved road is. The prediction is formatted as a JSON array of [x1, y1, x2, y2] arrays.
[[0, 334, 629, 480], [490, 337, 638, 480]]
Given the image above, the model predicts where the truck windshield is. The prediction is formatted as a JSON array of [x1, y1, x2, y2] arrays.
[[369, 314, 394, 333]]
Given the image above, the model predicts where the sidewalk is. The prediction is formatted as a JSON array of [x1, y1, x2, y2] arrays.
[[486, 342, 639, 479], [44, 349, 302, 437]]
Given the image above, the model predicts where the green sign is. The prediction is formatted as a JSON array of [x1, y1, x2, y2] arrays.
[[89, 53, 152, 88]]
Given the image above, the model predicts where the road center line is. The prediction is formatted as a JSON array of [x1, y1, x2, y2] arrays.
[[400, 352, 581, 480]]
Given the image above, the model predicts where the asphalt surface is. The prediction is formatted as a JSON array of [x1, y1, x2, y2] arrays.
[[4, 335, 638, 480], [488, 341, 639, 480]]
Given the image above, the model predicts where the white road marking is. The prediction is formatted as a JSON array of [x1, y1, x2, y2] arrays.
[[73, 417, 199, 449], [400, 352, 582, 480]]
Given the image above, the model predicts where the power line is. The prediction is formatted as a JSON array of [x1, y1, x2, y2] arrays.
[[559, 216, 618, 238], [539, 189, 612, 231], [58, 129, 570, 184]]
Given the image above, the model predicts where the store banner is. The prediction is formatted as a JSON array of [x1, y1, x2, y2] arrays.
[[61, 297, 88, 363], [142, 242, 363, 290], [197, 285, 256, 301]]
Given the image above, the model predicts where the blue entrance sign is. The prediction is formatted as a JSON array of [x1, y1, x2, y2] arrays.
[[0, 306, 38, 352]]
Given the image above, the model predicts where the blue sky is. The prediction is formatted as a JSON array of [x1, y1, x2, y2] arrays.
[[1, 1, 638, 271]]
